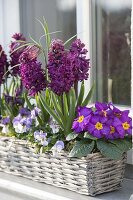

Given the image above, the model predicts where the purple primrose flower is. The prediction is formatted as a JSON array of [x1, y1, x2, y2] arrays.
[[72, 107, 92, 133], [86, 115, 110, 138], [72, 102, 132, 140]]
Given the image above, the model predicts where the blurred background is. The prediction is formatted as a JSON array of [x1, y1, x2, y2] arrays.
[[0, 0, 132, 106]]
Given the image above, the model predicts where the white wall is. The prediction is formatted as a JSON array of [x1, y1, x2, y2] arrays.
[[0, 0, 20, 53]]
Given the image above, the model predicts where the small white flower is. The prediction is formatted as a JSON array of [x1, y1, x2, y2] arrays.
[[2, 125, 9, 134], [31, 107, 41, 119], [34, 130, 48, 146], [51, 141, 64, 157], [0, 124, 9, 134], [49, 119, 60, 134], [13, 121, 27, 133]]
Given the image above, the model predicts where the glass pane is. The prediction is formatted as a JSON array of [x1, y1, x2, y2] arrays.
[[91, 0, 131, 106], [19, 0, 76, 45]]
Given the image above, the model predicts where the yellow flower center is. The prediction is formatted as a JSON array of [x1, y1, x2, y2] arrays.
[[95, 122, 103, 130], [115, 113, 121, 118], [77, 115, 84, 123], [110, 126, 115, 134], [122, 122, 130, 130], [102, 110, 107, 117]]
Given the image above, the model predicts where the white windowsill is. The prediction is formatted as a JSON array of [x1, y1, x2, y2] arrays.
[[0, 172, 132, 200]]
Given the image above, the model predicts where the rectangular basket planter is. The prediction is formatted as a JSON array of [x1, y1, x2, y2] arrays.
[[0, 137, 126, 196]]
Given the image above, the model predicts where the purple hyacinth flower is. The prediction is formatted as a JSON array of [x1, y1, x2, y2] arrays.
[[86, 115, 110, 138], [72, 107, 92, 133], [9, 33, 26, 76], [4, 95, 14, 104], [68, 39, 90, 82], [0, 45, 8, 85], [20, 61, 47, 96], [47, 39, 75, 95], [19, 45, 40, 64]]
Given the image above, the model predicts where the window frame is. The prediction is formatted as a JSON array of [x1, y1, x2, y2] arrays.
[[76, 0, 133, 164], [0, 0, 20, 52]]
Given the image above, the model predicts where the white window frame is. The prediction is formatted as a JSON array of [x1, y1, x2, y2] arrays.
[[76, 0, 133, 164], [0, 0, 20, 53]]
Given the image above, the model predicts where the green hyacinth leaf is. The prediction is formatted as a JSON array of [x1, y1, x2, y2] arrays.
[[81, 82, 95, 106], [66, 88, 76, 134], [77, 81, 85, 107], [39, 94, 64, 130]]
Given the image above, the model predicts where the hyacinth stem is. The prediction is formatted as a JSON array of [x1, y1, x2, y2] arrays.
[[42, 49, 49, 81], [61, 95, 64, 115], [74, 81, 78, 98]]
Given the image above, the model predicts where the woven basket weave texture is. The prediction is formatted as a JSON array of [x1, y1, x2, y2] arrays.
[[0, 137, 126, 196]]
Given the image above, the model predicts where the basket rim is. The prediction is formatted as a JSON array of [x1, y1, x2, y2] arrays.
[[0, 136, 126, 161]]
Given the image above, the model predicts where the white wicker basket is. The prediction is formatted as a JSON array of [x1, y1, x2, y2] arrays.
[[0, 137, 126, 196]]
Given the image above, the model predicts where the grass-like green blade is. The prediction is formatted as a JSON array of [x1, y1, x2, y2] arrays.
[[77, 81, 85, 107], [66, 88, 76, 134], [81, 82, 95, 106], [39, 94, 64, 130], [63, 93, 69, 121], [64, 34, 77, 45], [51, 92, 65, 124], [35, 95, 49, 122], [24, 93, 33, 110]]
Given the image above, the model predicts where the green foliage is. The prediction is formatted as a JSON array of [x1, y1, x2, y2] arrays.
[[66, 132, 78, 141], [97, 140, 123, 160], [69, 140, 95, 158], [81, 82, 95, 106], [84, 132, 97, 140]]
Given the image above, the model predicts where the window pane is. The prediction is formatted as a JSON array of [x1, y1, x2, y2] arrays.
[[19, 0, 76, 44], [91, 0, 131, 106]]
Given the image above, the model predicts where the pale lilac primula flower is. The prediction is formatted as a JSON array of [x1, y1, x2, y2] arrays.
[[51, 141, 64, 157], [12, 114, 32, 133], [34, 130, 48, 146], [31, 107, 41, 119], [0, 116, 10, 134], [13, 121, 27, 133], [0, 124, 9, 134], [49, 118, 60, 134], [1, 116, 10, 125]]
